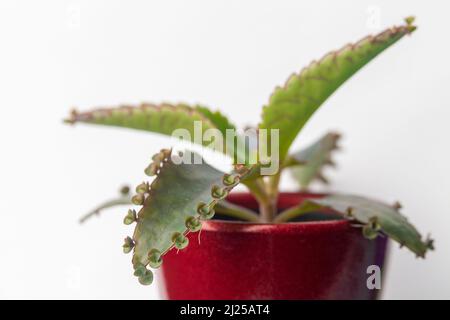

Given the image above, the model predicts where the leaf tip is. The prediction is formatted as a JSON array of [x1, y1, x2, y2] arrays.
[[425, 234, 435, 251], [404, 16, 417, 33], [63, 108, 78, 125], [392, 201, 403, 210]]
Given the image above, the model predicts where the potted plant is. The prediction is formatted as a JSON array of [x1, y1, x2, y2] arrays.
[[66, 17, 433, 300]]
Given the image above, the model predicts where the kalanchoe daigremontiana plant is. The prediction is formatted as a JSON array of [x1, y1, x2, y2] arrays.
[[66, 17, 433, 285]]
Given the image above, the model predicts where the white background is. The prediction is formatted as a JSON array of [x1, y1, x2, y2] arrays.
[[0, 0, 449, 299]]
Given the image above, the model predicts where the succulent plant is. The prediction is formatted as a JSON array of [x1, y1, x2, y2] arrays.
[[67, 17, 433, 285]]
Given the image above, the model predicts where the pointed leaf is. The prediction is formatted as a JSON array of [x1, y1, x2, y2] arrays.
[[65, 103, 234, 148], [127, 149, 252, 283], [259, 18, 416, 162], [78, 185, 131, 224], [295, 194, 433, 258], [287, 132, 341, 189], [65, 103, 257, 168]]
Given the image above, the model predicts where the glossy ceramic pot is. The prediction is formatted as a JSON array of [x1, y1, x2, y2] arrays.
[[159, 192, 388, 300]]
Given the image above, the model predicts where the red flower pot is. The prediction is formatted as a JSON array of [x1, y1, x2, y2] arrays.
[[159, 192, 388, 300]]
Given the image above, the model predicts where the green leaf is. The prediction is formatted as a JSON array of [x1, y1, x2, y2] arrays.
[[78, 186, 259, 224], [214, 200, 259, 222], [65, 103, 234, 148], [76, 173, 258, 225], [65, 102, 263, 190], [291, 194, 433, 258], [78, 185, 131, 224], [194, 105, 236, 134], [194, 105, 251, 165], [259, 18, 416, 162], [194, 105, 252, 164], [287, 132, 341, 189], [126, 149, 252, 284], [65, 103, 257, 168]]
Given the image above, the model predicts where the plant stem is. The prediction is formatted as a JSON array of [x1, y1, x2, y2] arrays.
[[79, 196, 131, 223], [258, 199, 277, 223], [273, 206, 307, 223], [267, 173, 281, 201], [243, 178, 267, 202], [215, 201, 260, 222], [243, 178, 275, 223], [80, 196, 260, 224], [258, 172, 281, 223]]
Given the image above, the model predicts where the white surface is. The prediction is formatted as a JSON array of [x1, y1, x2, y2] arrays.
[[0, 0, 449, 299]]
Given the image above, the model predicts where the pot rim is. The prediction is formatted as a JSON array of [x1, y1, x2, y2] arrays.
[[204, 191, 351, 233], [202, 219, 350, 232]]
